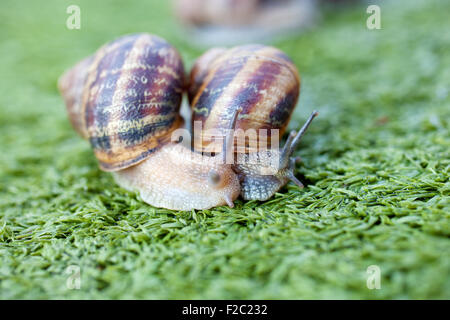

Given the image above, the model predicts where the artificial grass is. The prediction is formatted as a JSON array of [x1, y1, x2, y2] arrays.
[[0, 0, 449, 299]]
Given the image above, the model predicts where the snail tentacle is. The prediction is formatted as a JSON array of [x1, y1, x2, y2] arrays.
[[281, 110, 319, 165]]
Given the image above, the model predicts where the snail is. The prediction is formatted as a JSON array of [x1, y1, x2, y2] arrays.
[[174, 0, 317, 46], [58, 33, 241, 211], [188, 44, 318, 201]]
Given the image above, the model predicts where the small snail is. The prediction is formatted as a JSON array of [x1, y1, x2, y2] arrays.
[[58, 33, 240, 211], [174, 0, 317, 46], [188, 44, 318, 201]]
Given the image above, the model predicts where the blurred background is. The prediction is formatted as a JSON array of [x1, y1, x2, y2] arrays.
[[0, 0, 449, 299]]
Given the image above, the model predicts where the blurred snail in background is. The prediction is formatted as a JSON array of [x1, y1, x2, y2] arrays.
[[59, 33, 240, 210], [58, 33, 318, 211], [173, 0, 317, 46], [188, 44, 318, 201]]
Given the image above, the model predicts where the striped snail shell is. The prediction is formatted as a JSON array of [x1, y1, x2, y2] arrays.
[[58, 33, 185, 171], [58, 36, 317, 209], [58, 33, 241, 210], [188, 44, 301, 154], [188, 44, 318, 201]]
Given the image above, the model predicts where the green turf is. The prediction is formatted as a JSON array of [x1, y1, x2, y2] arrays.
[[0, 0, 449, 299]]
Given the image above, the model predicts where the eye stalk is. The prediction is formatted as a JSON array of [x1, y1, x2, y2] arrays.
[[222, 107, 242, 164], [280, 110, 319, 169]]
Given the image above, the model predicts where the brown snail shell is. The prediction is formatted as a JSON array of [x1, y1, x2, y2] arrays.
[[58, 33, 185, 171], [188, 44, 300, 154], [188, 44, 319, 202]]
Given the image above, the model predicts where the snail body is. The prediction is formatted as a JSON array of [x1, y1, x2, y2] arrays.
[[59, 33, 240, 210], [189, 44, 318, 201], [113, 142, 239, 210]]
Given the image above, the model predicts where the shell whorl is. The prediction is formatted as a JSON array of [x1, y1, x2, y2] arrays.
[[58, 55, 94, 139], [59, 33, 185, 171], [188, 44, 300, 154]]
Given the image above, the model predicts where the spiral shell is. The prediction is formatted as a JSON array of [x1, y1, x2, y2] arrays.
[[58, 33, 185, 171], [188, 44, 300, 153]]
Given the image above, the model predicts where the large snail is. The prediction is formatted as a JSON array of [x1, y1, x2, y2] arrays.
[[58, 33, 317, 211], [188, 44, 317, 201], [58, 33, 240, 211]]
